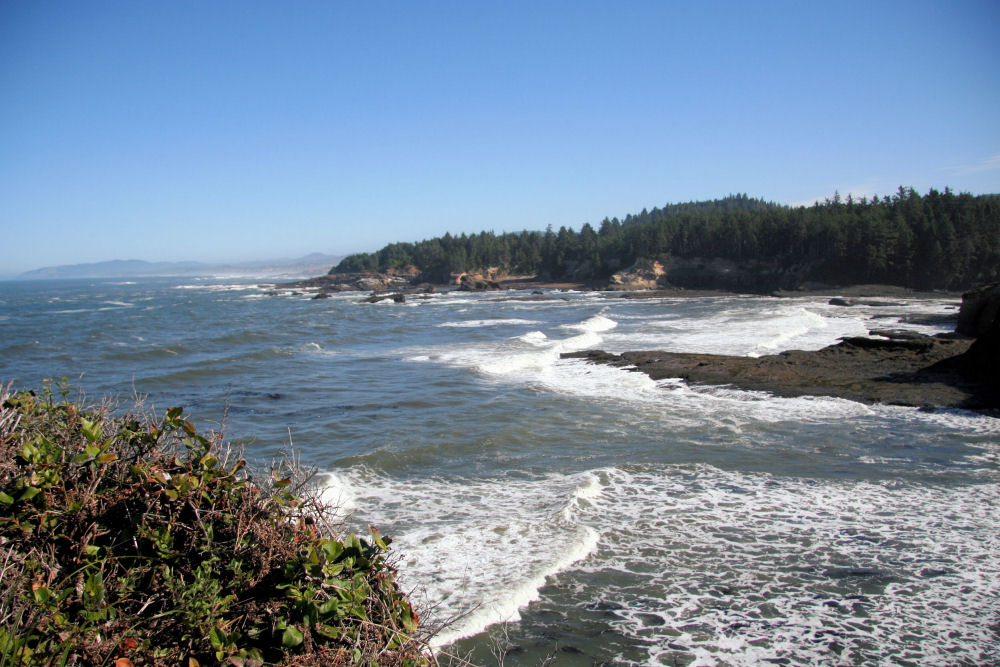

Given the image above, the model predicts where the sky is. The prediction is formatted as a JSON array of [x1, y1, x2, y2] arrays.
[[2, 1, 999, 276]]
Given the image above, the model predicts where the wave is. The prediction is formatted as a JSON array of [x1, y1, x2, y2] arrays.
[[559, 313, 618, 333], [99, 300, 135, 310], [314, 468, 603, 647], [436, 319, 543, 328], [753, 307, 827, 354], [315, 463, 1000, 663], [603, 301, 868, 357], [569, 465, 1000, 666], [408, 313, 618, 380], [173, 283, 263, 292]]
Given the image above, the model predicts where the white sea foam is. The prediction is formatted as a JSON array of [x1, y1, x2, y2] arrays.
[[316, 468, 604, 647], [572, 465, 1000, 666], [559, 313, 618, 333], [516, 331, 548, 344], [299, 342, 338, 356], [98, 300, 135, 310], [314, 471, 357, 516], [406, 307, 886, 422], [875, 404, 1000, 435], [601, 303, 868, 357], [316, 464, 1000, 663], [437, 318, 543, 328], [753, 308, 827, 354], [410, 314, 615, 380], [174, 283, 261, 292]]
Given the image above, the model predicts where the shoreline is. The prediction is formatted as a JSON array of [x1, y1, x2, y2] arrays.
[[563, 332, 999, 413], [285, 273, 967, 301]]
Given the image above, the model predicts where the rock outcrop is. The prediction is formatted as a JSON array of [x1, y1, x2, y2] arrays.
[[957, 283, 1000, 337], [285, 272, 416, 295], [969, 316, 1000, 379], [456, 273, 501, 291], [607, 256, 810, 293], [564, 330, 998, 411], [608, 259, 667, 290], [571, 281, 1000, 411], [362, 292, 406, 304], [951, 300, 1000, 382]]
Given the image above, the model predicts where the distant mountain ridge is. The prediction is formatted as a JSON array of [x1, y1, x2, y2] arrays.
[[18, 253, 342, 280]]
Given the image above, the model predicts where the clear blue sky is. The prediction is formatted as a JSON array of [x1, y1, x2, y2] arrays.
[[2, 1, 999, 276]]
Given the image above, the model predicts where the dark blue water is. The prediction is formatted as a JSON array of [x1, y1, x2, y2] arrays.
[[1, 277, 997, 665]]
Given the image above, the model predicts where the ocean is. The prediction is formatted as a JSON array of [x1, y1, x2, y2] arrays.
[[1, 277, 997, 666]]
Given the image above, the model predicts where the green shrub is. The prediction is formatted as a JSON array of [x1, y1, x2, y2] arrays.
[[0, 381, 434, 666]]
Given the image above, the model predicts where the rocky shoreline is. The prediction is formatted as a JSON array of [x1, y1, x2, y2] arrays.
[[281, 268, 967, 302], [563, 335, 994, 411], [563, 285, 1000, 412], [281, 269, 1000, 411]]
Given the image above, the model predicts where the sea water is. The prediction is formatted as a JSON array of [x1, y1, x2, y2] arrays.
[[1, 278, 997, 666]]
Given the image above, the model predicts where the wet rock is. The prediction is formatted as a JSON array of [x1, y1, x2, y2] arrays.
[[563, 330, 999, 411], [456, 273, 501, 291], [957, 283, 1000, 337], [362, 292, 406, 304], [285, 272, 416, 294], [558, 646, 584, 655], [959, 307, 1000, 381]]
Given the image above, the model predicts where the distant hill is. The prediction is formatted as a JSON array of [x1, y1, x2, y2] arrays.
[[334, 188, 1000, 292], [18, 253, 342, 280]]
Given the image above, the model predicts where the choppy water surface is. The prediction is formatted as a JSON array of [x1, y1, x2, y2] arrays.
[[1, 278, 997, 666]]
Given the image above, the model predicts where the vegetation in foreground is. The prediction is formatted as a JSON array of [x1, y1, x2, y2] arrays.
[[0, 381, 434, 666]]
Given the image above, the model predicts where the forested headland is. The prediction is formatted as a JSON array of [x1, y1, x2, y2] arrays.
[[333, 187, 1000, 292]]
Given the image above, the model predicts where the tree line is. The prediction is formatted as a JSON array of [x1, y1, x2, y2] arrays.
[[334, 187, 1000, 290]]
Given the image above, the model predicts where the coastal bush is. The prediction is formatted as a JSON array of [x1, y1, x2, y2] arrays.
[[0, 381, 434, 666]]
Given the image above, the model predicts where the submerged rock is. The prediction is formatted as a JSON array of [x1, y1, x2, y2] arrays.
[[362, 292, 406, 304]]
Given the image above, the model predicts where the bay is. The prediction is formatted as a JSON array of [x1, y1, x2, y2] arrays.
[[1, 277, 997, 666]]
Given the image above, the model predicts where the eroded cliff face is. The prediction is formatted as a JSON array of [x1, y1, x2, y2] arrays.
[[608, 256, 812, 293], [608, 258, 666, 290]]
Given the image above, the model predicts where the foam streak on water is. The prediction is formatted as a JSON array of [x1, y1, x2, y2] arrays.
[[566, 466, 1000, 666], [316, 469, 602, 647], [1, 279, 994, 666], [316, 464, 1000, 665]]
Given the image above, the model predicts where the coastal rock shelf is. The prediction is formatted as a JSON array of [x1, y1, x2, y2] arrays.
[[563, 332, 999, 411]]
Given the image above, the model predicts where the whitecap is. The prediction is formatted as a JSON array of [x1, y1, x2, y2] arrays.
[[570, 465, 1000, 666], [317, 468, 604, 646], [436, 318, 543, 328], [560, 313, 618, 333]]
